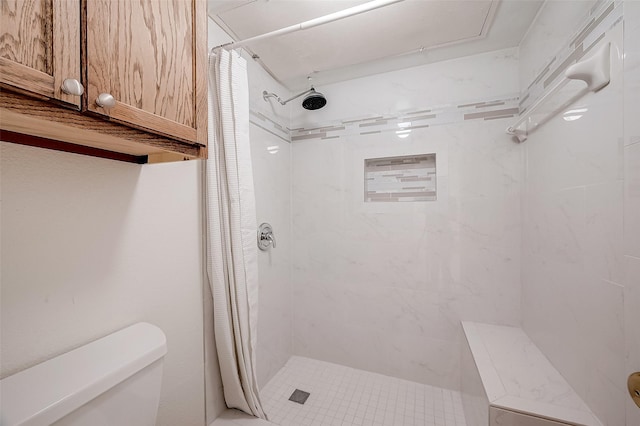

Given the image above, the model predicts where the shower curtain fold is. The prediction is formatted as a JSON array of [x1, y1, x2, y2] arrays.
[[205, 48, 266, 420]]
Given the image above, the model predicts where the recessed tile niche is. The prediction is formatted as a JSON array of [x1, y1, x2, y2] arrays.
[[364, 154, 436, 202]]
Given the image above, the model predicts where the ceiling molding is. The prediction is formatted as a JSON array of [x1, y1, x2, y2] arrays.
[[208, 0, 543, 91]]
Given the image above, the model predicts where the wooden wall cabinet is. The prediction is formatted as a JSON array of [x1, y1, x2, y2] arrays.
[[0, 0, 81, 107], [85, 0, 207, 146], [0, 0, 208, 162]]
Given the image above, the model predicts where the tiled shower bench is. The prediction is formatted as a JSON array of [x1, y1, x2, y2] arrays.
[[461, 321, 603, 426]]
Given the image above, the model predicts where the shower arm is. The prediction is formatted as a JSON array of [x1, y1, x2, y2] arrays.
[[263, 88, 316, 106]]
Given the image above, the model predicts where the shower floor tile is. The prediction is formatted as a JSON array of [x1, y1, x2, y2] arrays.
[[261, 356, 467, 426]]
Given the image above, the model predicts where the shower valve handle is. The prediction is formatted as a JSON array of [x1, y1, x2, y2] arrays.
[[258, 223, 276, 251], [266, 233, 276, 248]]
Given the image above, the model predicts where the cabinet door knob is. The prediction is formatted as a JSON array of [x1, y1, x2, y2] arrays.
[[96, 93, 116, 109], [61, 79, 84, 96]]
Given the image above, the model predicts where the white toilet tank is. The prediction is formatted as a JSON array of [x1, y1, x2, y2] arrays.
[[0, 322, 167, 426]]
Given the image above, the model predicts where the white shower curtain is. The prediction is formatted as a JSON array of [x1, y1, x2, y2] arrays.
[[205, 48, 266, 419]]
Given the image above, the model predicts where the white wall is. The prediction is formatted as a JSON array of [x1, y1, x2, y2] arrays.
[[0, 143, 207, 426], [291, 48, 523, 390], [519, 1, 634, 425]]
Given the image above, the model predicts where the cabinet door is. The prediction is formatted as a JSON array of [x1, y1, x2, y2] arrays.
[[0, 0, 81, 107], [86, 0, 207, 146]]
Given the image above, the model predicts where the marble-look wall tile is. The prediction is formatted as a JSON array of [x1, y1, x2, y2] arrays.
[[584, 181, 624, 283], [518, 1, 598, 92], [624, 54, 640, 261], [292, 112, 523, 390], [623, 256, 640, 426], [520, 17, 627, 426], [250, 92, 293, 390], [291, 48, 519, 129], [447, 126, 523, 199], [523, 187, 587, 266], [293, 48, 523, 388], [247, 58, 291, 133]]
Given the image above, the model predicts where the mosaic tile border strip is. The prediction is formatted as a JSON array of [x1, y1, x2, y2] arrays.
[[520, 0, 623, 113], [289, 95, 519, 142], [249, 110, 291, 143]]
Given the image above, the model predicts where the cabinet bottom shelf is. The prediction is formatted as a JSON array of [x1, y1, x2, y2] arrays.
[[0, 91, 206, 163]]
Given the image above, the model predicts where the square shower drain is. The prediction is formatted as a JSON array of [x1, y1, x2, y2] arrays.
[[288, 389, 310, 404]]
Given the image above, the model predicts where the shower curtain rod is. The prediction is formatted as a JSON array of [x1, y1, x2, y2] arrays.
[[211, 0, 405, 52]]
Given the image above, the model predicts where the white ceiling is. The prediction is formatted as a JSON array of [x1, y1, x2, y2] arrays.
[[208, 0, 544, 91]]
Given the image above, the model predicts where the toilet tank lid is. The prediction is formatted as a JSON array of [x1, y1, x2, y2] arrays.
[[0, 322, 167, 426]]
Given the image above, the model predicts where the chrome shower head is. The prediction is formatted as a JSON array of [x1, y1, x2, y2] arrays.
[[262, 86, 327, 110], [302, 89, 327, 110]]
